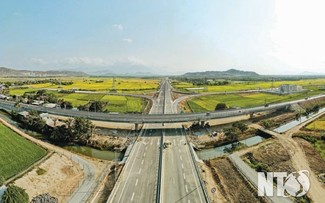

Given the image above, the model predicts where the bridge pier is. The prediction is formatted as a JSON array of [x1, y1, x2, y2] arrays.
[[200, 120, 205, 127], [134, 123, 139, 131], [249, 113, 254, 119]]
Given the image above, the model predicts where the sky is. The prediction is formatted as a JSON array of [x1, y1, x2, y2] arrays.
[[1, 0, 325, 75]]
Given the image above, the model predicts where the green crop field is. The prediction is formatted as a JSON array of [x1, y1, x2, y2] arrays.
[[173, 78, 325, 93], [0, 123, 47, 181], [187, 91, 324, 113]]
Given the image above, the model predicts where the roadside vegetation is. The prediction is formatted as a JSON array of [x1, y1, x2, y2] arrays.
[[12, 110, 93, 145], [0, 123, 47, 181]]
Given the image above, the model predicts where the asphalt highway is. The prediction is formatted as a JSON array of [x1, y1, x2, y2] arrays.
[[107, 81, 166, 203], [161, 80, 206, 203]]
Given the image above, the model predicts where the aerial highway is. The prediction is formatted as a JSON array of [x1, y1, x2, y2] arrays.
[[108, 79, 208, 203], [0, 93, 324, 124]]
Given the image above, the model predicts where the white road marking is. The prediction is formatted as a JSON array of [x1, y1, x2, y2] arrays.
[[143, 153, 146, 157], [135, 179, 138, 186], [151, 140, 153, 145], [182, 163, 184, 169], [183, 173, 186, 180], [185, 184, 189, 193], [188, 200, 191, 203], [131, 192, 135, 201], [139, 168, 142, 174], [178, 149, 181, 153], [141, 160, 144, 165], [180, 155, 182, 161], [145, 146, 148, 150]]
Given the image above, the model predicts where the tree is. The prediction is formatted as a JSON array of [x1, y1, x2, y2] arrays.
[[60, 100, 73, 109], [89, 101, 104, 112], [2, 185, 29, 203], [68, 118, 94, 143], [215, 103, 227, 111], [232, 121, 248, 132], [46, 93, 58, 103], [223, 127, 241, 141]]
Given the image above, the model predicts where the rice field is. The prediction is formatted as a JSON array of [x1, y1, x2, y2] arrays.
[[6, 77, 159, 96], [187, 92, 323, 113], [173, 78, 325, 93], [306, 116, 325, 131], [0, 123, 47, 181], [59, 93, 147, 113]]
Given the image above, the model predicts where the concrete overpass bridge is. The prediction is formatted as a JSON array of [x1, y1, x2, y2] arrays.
[[0, 94, 324, 126]]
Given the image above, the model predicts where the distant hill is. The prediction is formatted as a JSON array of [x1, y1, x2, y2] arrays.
[[182, 69, 260, 78], [0, 67, 88, 77]]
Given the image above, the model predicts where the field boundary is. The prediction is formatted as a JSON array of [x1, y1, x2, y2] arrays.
[[4, 152, 53, 185]]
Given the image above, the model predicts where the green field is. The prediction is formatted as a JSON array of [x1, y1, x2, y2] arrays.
[[0, 123, 47, 181], [187, 91, 323, 113], [173, 78, 325, 93]]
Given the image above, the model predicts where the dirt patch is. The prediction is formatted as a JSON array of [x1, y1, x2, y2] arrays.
[[294, 138, 325, 176], [89, 134, 129, 151], [242, 140, 295, 173], [14, 153, 83, 203], [205, 157, 263, 203]]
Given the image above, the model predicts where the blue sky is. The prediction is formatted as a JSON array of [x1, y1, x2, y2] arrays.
[[1, 0, 325, 75]]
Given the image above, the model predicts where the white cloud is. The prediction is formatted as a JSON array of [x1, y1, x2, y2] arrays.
[[30, 56, 148, 67], [31, 58, 47, 64], [112, 24, 124, 30], [123, 38, 133, 43]]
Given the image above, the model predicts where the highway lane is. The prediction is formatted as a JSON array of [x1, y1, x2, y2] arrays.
[[162, 128, 206, 203], [107, 81, 167, 203], [161, 80, 207, 203]]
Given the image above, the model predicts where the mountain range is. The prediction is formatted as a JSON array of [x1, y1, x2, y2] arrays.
[[182, 69, 260, 78]]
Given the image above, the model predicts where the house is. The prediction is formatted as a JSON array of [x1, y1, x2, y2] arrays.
[[43, 103, 57, 108], [279, 84, 304, 94], [0, 94, 9, 100], [0, 84, 6, 93], [32, 100, 45, 106], [18, 111, 30, 119], [40, 113, 66, 128]]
